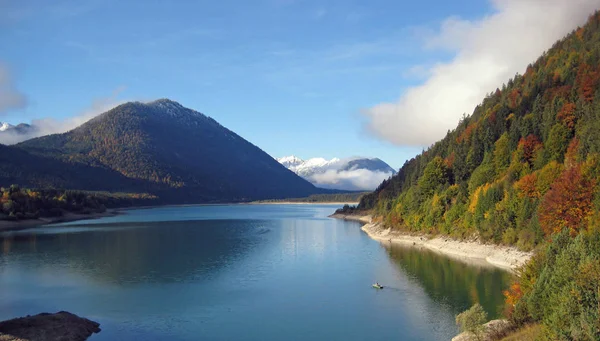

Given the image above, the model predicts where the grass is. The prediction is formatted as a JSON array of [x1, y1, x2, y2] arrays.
[[499, 324, 541, 341]]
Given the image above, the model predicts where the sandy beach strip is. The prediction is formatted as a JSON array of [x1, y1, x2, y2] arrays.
[[330, 213, 532, 271]]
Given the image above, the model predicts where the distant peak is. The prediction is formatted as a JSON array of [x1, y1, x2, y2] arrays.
[[0, 122, 14, 132], [277, 155, 304, 163]]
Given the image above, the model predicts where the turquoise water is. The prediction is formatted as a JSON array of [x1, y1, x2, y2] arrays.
[[0, 205, 511, 340]]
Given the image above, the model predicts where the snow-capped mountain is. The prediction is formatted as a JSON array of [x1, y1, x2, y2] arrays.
[[277, 155, 396, 191], [0, 122, 14, 132], [0, 122, 38, 144], [277, 155, 304, 169], [0, 122, 34, 134]]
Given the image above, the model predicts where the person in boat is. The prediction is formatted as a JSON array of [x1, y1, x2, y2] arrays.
[[375, 282, 380, 287]]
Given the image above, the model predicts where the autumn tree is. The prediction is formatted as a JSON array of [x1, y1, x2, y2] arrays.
[[538, 165, 596, 236], [519, 135, 542, 166], [515, 173, 539, 198], [556, 102, 577, 131], [503, 282, 523, 317]]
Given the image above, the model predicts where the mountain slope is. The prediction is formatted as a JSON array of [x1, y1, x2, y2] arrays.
[[358, 12, 600, 250], [16, 99, 318, 202], [277, 155, 396, 190], [0, 143, 150, 192]]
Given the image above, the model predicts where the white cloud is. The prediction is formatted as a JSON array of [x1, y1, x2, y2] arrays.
[[310, 168, 393, 191], [362, 0, 600, 147], [0, 63, 26, 115], [0, 87, 126, 144]]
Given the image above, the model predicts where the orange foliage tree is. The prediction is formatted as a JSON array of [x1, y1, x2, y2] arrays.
[[576, 64, 600, 102], [556, 102, 577, 130], [519, 134, 542, 166], [515, 173, 540, 198], [538, 164, 596, 236], [508, 89, 520, 108], [503, 282, 523, 316]]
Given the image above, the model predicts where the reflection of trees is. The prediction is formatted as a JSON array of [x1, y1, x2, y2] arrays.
[[0, 220, 267, 285], [385, 244, 512, 319]]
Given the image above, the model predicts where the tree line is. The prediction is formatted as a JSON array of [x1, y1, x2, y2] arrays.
[[0, 185, 158, 221]]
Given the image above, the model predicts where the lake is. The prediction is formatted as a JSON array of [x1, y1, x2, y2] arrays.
[[0, 204, 511, 340]]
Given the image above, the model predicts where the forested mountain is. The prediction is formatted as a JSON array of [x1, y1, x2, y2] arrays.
[[6, 99, 319, 203], [354, 13, 600, 339], [358, 12, 600, 250], [0, 143, 147, 192]]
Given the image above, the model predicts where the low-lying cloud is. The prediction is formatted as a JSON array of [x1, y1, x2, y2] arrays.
[[310, 168, 392, 191], [0, 87, 125, 145], [0, 63, 27, 115], [363, 0, 600, 147]]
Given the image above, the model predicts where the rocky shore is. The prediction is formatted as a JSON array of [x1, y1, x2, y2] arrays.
[[330, 213, 532, 271], [0, 312, 100, 341], [451, 319, 514, 341]]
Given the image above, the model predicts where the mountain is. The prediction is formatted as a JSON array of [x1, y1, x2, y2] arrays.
[[277, 155, 396, 191], [0, 122, 35, 134], [277, 155, 305, 169], [0, 122, 12, 131], [0, 143, 147, 192], [0, 122, 38, 145], [11, 99, 319, 202], [357, 12, 600, 250]]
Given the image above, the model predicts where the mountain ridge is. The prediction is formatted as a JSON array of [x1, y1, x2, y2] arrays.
[[7, 99, 321, 202], [277, 155, 396, 190]]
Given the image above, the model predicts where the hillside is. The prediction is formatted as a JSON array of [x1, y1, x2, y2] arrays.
[[12, 99, 319, 203], [352, 12, 600, 340], [357, 12, 600, 250], [0, 143, 150, 192]]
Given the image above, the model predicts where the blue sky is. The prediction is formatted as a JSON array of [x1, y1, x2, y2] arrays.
[[0, 0, 594, 169]]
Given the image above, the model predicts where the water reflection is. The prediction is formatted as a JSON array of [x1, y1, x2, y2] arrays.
[[384, 243, 512, 318], [0, 220, 269, 285], [0, 205, 513, 341]]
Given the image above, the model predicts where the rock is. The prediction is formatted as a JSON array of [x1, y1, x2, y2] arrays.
[[452, 319, 513, 341], [0, 312, 100, 341]]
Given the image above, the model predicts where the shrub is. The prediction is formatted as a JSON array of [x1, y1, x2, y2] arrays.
[[456, 303, 488, 341]]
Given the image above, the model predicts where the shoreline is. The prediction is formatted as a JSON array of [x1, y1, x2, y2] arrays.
[[119, 201, 359, 211], [0, 210, 120, 233], [0, 202, 353, 234], [249, 201, 359, 205], [330, 213, 532, 271]]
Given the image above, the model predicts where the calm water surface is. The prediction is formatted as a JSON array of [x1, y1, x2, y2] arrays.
[[0, 205, 511, 340]]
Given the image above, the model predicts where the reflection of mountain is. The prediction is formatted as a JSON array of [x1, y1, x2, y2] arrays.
[[279, 218, 333, 260], [0, 220, 270, 284], [385, 244, 511, 318]]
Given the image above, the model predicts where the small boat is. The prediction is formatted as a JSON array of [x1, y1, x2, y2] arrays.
[[372, 284, 384, 289]]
